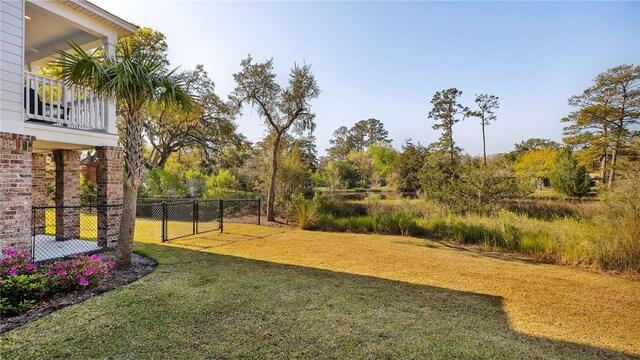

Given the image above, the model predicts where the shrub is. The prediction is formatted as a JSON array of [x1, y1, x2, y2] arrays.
[[549, 147, 591, 197], [593, 172, 640, 274], [0, 249, 43, 314], [185, 170, 208, 198], [422, 159, 533, 214], [373, 213, 419, 236], [80, 174, 96, 196], [146, 167, 188, 197], [0, 249, 113, 315], [0, 275, 46, 314], [312, 194, 367, 217], [315, 214, 347, 232], [342, 216, 376, 233]]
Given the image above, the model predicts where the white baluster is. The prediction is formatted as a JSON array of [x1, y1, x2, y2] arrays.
[[93, 92, 98, 130], [39, 76, 45, 119], [48, 77, 53, 122], [25, 73, 31, 118], [70, 85, 76, 125]]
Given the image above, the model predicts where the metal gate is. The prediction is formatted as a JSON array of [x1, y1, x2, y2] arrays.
[[160, 199, 261, 242]]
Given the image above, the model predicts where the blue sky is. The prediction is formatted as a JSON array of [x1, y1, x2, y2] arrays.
[[93, 0, 639, 156]]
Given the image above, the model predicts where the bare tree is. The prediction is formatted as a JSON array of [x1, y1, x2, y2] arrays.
[[230, 56, 320, 221]]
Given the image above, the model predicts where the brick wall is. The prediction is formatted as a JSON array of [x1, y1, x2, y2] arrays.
[[96, 146, 123, 247], [53, 149, 80, 241], [0, 132, 34, 253]]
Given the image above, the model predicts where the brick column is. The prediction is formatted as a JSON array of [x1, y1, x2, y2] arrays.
[[53, 150, 80, 241], [32, 153, 47, 235], [96, 147, 123, 247], [0, 132, 34, 254]]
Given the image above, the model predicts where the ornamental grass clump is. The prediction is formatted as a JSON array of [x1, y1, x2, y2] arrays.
[[290, 194, 320, 230], [0, 249, 113, 315]]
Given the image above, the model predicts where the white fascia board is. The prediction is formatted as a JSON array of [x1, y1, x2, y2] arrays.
[[24, 122, 119, 149]]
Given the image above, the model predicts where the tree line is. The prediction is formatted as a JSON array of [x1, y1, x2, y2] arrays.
[[55, 26, 639, 266], [128, 28, 638, 212]]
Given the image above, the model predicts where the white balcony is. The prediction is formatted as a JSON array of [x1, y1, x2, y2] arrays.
[[24, 72, 107, 132], [0, 0, 136, 151]]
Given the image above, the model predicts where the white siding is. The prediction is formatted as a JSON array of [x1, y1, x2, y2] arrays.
[[0, 0, 24, 134]]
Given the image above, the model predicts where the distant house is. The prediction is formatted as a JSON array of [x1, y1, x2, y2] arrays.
[[539, 177, 551, 189], [80, 151, 98, 184], [588, 172, 603, 184]]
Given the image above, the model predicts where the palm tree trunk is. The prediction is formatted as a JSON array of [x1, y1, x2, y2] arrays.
[[266, 134, 281, 221], [117, 184, 138, 267], [117, 110, 144, 268]]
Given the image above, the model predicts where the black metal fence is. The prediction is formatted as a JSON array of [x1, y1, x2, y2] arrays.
[[31, 199, 261, 262], [159, 199, 260, 241]]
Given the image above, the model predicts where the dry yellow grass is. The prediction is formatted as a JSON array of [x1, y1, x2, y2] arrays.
[[168, 223, 640, 356]]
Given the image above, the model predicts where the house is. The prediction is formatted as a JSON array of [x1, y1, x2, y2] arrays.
[[0, 0, 136, 257]]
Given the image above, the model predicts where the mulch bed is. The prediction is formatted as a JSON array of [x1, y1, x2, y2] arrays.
[[0, 251, 157, 334]]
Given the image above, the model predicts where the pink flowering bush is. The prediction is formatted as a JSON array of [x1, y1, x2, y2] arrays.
[[45, 254, 113, 293], [0, 248, 36, 277], [0, 249, 43, 314], [0, 249, 113, 315]]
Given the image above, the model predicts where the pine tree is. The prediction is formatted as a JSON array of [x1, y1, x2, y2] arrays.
[[549, 147, 591, 197]]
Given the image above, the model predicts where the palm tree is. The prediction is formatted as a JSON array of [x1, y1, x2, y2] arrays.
[[57, 41, 193, 267]]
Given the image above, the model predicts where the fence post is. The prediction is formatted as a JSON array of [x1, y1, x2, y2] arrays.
[[161, 201, 167, 242], [219, 199, 224, 233], [31, 208, 36, 262], [257, 199, 261, 225], [193, 200, 198, 235]]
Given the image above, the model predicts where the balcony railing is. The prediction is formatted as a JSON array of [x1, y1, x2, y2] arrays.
[[24, 72, 107, 132]]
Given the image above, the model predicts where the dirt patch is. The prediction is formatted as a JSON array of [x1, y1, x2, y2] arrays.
[[0, 251, 156, 334]]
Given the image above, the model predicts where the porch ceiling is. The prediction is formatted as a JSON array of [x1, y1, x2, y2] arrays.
[[25, 2, 100, 65]]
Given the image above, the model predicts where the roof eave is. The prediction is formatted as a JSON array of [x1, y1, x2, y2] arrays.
[[60, 0, 138, 38]]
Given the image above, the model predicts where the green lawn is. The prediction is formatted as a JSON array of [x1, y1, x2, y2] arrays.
[[2, 225, 639, 359], [41, 210, 194, 243]]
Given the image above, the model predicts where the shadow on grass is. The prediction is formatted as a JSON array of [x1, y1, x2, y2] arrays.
[[135, 243, 637, 359], [3, 242, 637, 358]]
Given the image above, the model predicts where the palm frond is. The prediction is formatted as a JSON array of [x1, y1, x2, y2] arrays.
[[56, 39, 194, 113], [55, 41, 110, 96]]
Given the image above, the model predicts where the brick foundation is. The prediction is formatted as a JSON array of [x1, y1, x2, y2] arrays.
[[53, 149, 80, 241], [32, 153, 47, 235], [96, 146, 123, 247], [0, 132, 34, 254]]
